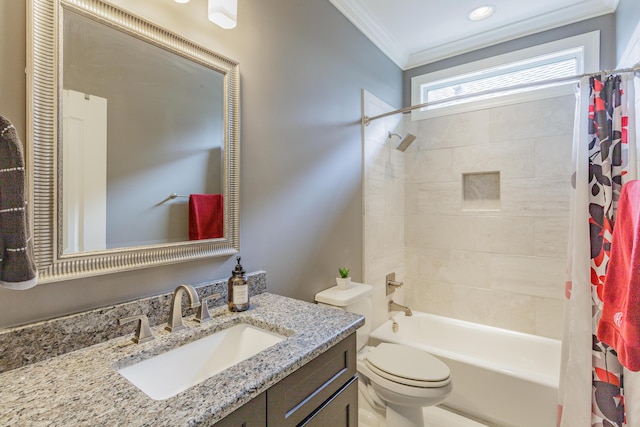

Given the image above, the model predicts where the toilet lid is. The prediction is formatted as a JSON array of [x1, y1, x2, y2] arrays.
[[365, 343, 451, 388]]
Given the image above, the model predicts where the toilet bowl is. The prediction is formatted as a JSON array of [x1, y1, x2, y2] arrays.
[[315, 282, 452, 427]]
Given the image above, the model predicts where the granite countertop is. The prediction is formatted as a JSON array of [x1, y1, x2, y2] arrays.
[[0, 293, 363, 426]]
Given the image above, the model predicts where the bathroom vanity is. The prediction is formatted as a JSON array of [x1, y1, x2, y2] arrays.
[[221, 333, 357, 426], [0, 290, 362, 426]]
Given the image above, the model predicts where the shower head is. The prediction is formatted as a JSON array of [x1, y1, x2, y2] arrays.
[[388, 132, 417, 152]]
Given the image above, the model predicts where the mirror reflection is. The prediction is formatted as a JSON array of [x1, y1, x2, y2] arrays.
[[28, 0, 240, 283], [62, 10, 225, 253]]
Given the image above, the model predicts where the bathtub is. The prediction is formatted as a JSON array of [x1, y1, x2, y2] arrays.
[[369, 311, 561, 427]]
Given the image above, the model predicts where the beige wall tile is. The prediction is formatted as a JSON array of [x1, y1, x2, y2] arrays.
[[490, 254, 565, 299], [408, 248, 491, 289], [411, 182, 463, 216], [447, 250, 492, 288], [365, 214, 390, 263], [417, 109, 491, 150], [500, 176, 571, 217], [386, 178, 405, 217], [405, 148, 454, 183], [452, 286, 536, 334], [405, 246, 421, 278], [448, 216, 535, 255], [410, 247, 451, 284], [489, 95, 576, 142], [365, 178, 385, 215], [535, 297, 564, 339], [370, 276, 392, 330], [406, 215, 535, 254], [405, 215, 455, 250], [534, 134, 573, 177], [365, 253, 404, 285], [451, 140, 535, 179], [535, 216, 570, 258], [405, 182, 419, 215], [405, 278, 453, 318]]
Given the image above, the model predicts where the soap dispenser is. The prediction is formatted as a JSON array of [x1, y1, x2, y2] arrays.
[[228, 256, 249, 312]]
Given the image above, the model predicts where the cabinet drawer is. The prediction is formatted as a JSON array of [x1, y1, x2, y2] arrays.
[[267, 333, 356, 426], [300, 376, 358, 426]]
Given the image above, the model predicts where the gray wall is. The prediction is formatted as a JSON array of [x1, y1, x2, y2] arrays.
[[616, 0, 640, 64], [0, 0, 26, 135], [403, 14, 617, 106], [0, 0, 401, 328]]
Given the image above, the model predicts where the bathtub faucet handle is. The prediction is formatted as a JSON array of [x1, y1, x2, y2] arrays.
[[386, 272, 404, 295]]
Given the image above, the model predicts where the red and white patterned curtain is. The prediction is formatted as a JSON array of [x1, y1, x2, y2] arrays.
[[559, 74, 637, 427]]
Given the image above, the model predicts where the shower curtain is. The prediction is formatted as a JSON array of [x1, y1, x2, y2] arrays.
[[558, 74, 637, 427]]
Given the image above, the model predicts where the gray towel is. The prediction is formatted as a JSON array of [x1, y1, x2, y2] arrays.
[[0, 115, 38, 289]]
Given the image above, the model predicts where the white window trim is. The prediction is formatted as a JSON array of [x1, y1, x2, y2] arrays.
[[410, 31, 600, 120]]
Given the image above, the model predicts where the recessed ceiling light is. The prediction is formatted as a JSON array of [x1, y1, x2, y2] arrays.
[[467, 5, 496, 22], [174, 0, 190, 3]]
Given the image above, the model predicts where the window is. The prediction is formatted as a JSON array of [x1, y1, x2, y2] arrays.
[[411, 31, 600, 120]]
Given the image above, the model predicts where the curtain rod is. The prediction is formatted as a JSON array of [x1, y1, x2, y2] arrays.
[[363, 66, 640, 126]]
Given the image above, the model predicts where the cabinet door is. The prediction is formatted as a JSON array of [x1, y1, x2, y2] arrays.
[[300, 376, 358, 427], [215, 392, 266, 427], [267, 333, 357, 426]]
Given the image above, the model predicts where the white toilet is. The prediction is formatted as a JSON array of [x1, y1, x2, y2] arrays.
[[315, 282, 452, 427]]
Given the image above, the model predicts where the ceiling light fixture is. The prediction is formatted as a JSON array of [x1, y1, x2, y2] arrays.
[[467, 4, 496, 22], [174, 0, 190, 3], [208, 0, 237, 29]]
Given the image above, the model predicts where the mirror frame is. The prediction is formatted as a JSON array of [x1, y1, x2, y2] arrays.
[[27, 0, 240, 283]]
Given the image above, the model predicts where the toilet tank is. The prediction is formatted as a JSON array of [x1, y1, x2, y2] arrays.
[[315, 282, 373, 350]]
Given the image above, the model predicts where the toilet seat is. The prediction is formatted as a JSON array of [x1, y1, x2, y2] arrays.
[[365, 343, 451, 388]]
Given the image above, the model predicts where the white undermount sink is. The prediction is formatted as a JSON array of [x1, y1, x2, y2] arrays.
[[117, 323, 285, 400]]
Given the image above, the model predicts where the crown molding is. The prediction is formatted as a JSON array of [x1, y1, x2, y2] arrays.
[[328, 0, 408, 68], [406, 0, 618, 69], [331, 0, 618, 70]]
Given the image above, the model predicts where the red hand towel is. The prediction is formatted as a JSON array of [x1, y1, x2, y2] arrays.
[[188, 194, 223, 240], [597, 180, 640, 371]]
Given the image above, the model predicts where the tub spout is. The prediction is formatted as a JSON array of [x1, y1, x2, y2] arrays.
[[388, 300, 412, 316]]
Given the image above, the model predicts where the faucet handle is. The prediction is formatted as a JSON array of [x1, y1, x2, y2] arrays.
[[196, 293, 222, 323], [119, 314, 155, 344], [386, 272, 404, 295]]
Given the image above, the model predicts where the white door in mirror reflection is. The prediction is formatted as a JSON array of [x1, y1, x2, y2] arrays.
[[62, 89, 107, 253]]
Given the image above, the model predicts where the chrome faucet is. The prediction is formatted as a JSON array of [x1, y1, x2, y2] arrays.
[[166, 284, 201, 332], [389, 299, 413, 316]]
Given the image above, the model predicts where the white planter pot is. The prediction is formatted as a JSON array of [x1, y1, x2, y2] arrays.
[[336, 277, 351, 289]]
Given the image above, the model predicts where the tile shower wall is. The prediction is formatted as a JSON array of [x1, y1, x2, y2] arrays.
[[362, 90, 405, 331], [403, 95, 575, 339]]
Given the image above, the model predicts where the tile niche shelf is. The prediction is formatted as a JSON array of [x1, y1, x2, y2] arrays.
[[462, 172, 501, 211]]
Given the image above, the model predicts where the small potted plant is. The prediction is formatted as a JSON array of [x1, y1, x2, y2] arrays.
[[336, 267, 351, 289]]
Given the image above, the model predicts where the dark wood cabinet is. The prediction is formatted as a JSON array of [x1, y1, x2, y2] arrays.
[[299, 377, 358, 427], [215, 333, 358, 426], [267, 332, 357, 426], [215, 392, 266, 427]]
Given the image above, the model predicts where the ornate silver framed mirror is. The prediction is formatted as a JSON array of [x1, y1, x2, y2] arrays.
[[28, 0, 240, 283]]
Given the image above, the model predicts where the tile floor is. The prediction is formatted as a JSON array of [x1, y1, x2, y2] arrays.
[[424, 406, 491, 427]]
